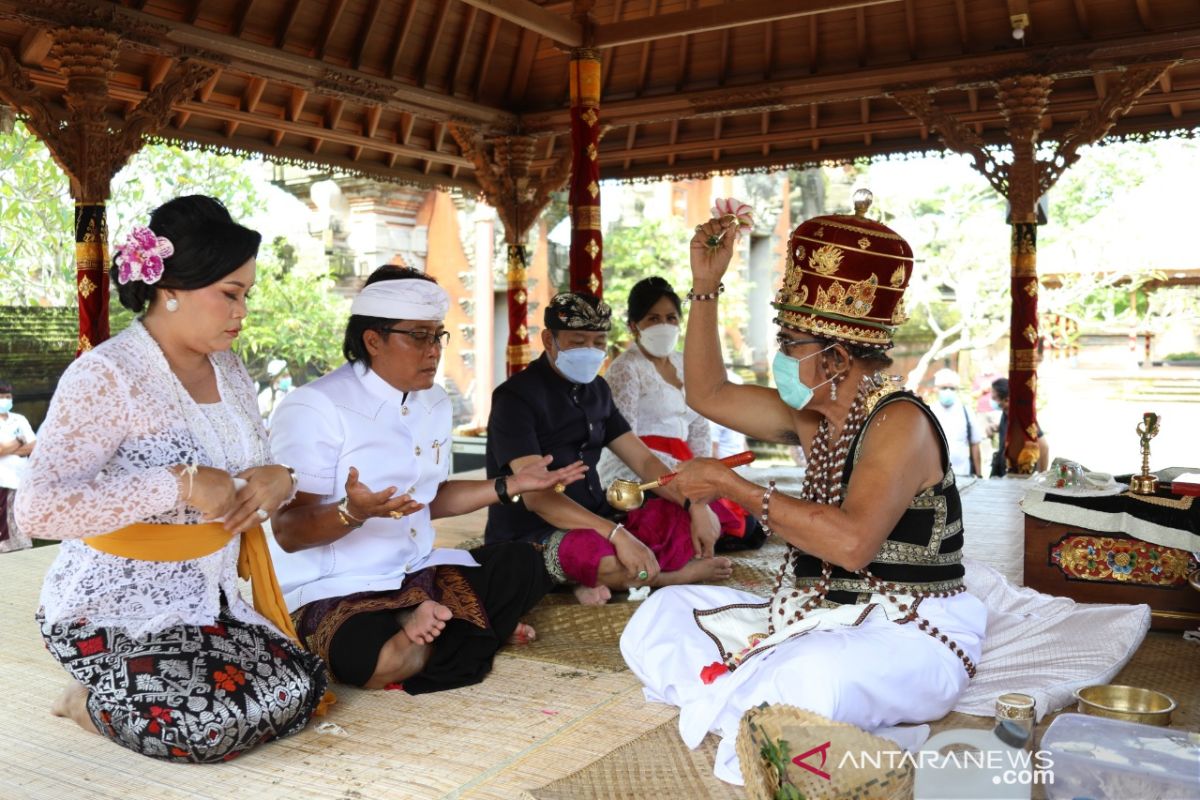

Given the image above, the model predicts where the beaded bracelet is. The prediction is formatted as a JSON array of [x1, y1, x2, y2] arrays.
[[608, 523, 626, 542], [760, 480, 777, 535], [685, 282, 725, 302]]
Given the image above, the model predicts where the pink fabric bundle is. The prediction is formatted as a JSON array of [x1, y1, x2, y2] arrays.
[[557, 497, 741, 586]]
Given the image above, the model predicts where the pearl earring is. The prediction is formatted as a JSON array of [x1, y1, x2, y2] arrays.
[[165, 297, 179, 312], [830, 376, 839, 401]]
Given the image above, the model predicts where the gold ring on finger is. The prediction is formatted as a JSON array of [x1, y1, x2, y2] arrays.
[[389, 510, 404, 519]]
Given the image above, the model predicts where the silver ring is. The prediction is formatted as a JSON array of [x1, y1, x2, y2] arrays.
[[256, 507, 269, 521]]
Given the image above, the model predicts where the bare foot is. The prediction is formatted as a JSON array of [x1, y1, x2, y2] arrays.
[[573, 584, 613, 606], [507, 622, 537, 645], [398, 600, 453, 645], [52, 682, 98, 735], [364, 630, 433, 689], [653, 556, 734, 587]]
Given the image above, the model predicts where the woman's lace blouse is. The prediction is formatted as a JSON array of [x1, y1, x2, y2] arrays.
[[598, 345, 712, 486], [16, 320, 274, 638]]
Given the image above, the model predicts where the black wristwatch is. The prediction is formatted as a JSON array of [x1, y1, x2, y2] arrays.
[[495, 476, 521, 505]]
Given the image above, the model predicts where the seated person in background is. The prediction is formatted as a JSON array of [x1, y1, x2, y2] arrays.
[[0, 380, 36, 553], [598, 277, 747, 546], [989, 377, 1049, 476], [269, 266, 585, 692], [485, 291, 733, 606], [929, 367, 984, 477]]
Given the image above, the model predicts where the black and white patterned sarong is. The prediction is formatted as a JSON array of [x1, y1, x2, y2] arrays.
[[38, 606, 327, 763]]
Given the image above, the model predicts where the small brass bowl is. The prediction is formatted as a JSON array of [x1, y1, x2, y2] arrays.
[[1074, 684, 1176, 726]]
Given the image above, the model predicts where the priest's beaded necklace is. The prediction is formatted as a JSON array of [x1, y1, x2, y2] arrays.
[[762, 372, 977, 678]]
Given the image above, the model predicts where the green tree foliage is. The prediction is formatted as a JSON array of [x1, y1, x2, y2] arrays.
[[0, 123, 347, 384], [0, 121, 74, 305], [236, 236, 348, 383], [859, 138, 1200, 385], [602, 215, 693, 343], [601, 214, 752, 356]]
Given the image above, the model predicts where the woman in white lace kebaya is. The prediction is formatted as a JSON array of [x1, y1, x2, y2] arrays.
[[598, 277, 747, 550], [16, 196, 327, 763]]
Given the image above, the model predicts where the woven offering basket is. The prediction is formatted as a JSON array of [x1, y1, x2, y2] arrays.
[[737, 704, 914, 800]]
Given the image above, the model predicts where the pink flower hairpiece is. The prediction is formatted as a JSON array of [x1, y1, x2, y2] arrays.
[[711, 197, 754, 232], [115, 225, 174, 285]]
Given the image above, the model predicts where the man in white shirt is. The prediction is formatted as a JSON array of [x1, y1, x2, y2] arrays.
[[268, 266, 584, 693], [0, 381, 36, 552], [928, 368, 983, 477]]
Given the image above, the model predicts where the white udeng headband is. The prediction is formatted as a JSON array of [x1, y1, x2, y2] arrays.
[[350, 278, 450, 320]]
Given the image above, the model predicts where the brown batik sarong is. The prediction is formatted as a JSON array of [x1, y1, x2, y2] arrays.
[[291, 565, 489, 669]]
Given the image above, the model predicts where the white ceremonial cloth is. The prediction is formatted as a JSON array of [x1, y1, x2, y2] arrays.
[[269, 362, 475, 610], [622, 558, 1151, 786], [350, 278, 449, 320], [621, 583, 987, 785]]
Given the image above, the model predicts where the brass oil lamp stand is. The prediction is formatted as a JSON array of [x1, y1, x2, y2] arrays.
[[1129, 412, 1160, 495]]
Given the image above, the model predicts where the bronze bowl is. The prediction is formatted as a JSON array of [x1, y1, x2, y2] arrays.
[[1074, 684, 1176, 726]]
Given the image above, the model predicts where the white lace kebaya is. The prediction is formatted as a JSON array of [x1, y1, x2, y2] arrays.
[[16, 319, 277, 639], [597, 345, 712, 486]]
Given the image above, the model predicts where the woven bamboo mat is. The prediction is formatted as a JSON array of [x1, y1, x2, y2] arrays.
[[523, 719, 740, 800], [505, 542, 787, 673], [529, 631, 1200, 800], [0, 545, 675, 800]]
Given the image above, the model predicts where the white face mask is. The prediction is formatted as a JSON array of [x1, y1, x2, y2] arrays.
[[637, 323, 680, 358], [553, 340, 606, 384]]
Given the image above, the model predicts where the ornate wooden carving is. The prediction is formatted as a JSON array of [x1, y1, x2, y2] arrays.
[[1, 28, 212, 202], [448, 124, 570, 244], [892, 65, 1177, 474], [0, 25, 213, 353], [1039, 61, 1173, 191], [892, 63, 1176, 207], [891, 90, 1005, 195], [995, 74, 1052, 222], [449, 123, 571, 375]]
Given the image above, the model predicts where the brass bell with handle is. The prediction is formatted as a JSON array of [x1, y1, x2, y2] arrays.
[[605, 450, 757, 511]]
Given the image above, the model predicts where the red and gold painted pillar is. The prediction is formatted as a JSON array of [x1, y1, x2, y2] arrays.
[[998, 75, 1050, 475], [568, 48, 602, 297], [1008, 222, 1041, 473], [74, 204, 110, 354], [505, 243, 532, 376]]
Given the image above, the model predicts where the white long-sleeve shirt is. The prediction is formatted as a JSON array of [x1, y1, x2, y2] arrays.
[[267, 363, 476, 610]]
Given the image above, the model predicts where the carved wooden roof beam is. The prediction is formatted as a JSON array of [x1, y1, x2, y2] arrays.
[[521, 27, 1200, 132]]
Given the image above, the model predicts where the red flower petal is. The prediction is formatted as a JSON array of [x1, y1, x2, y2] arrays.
[[699, 661, 729, 684]]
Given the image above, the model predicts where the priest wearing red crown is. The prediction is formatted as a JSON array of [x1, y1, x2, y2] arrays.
[[620, 191, 988, 785]]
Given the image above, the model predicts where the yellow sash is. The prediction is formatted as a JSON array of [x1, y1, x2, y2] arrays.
[[85, 522, 334, 714]]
